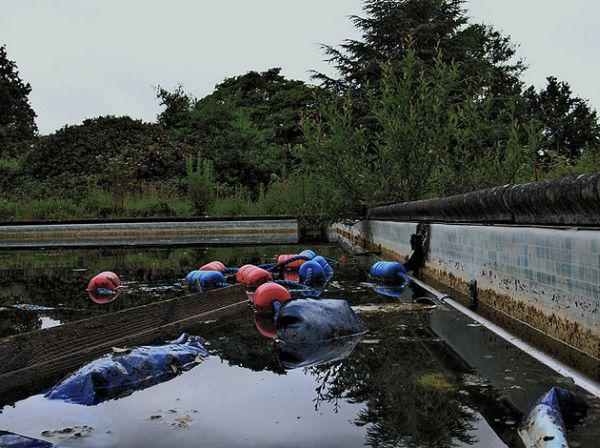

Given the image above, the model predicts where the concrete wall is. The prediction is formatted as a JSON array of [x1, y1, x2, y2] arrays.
[[0, 219, 299, 248], [328, 220, 600, 359]]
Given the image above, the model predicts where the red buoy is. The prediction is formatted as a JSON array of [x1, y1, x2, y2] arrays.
[[253, 282, 291, 314], [87, 271, 121, 304], [200, 261, 226, 272], [236, 265, 273, 290], [277, 254, 306, 271]]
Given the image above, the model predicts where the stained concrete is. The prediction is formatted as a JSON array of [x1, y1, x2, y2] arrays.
[[328, 221, 600, 360]]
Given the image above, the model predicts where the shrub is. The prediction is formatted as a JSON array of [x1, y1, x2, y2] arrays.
[[186, 154, 216, 215]]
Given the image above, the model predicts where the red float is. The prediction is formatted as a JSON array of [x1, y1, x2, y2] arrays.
[[253, 282, 291, 314], [277, 254, 306, 271], [236, 265, 273, 290], [87, 271, 121, 304], [199, 261, 226, 272]]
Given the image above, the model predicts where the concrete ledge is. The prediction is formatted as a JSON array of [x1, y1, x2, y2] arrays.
[[0, 218, 299, 248], [369, 173, 600, 226]]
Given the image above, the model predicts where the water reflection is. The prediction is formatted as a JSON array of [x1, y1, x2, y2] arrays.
[[0, 245, 517, 447]]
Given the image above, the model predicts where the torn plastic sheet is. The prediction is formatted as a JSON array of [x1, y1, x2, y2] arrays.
[[45, 334, 209, 406], [518, 387, 589, 448]]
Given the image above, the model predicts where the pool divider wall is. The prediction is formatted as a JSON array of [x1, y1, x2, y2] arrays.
[[0, 218, 299, 248], [0, 285, 247, 406], [327, 174, 600, 363]]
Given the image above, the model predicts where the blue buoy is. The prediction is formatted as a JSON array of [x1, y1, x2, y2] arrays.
[[299, 260, 326, 285], [369, 261, 409, 285], [186, 270, 229, 292], [299, 249, 317, 260], [312, 256, 334, 276]]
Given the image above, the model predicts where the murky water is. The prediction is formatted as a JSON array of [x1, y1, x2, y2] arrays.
[[0, 245, 594, 447]]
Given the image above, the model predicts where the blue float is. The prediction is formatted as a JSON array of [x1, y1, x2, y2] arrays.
[[299, 249, 317, 260], [298, 260, 326, 285], [369, 261, 409, 285], [186, 270, 229, 292], [312, 256, 334, 276], [45, 334, 209, 406]]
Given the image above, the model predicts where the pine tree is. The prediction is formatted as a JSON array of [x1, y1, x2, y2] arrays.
[[314, 0, 523, 94]]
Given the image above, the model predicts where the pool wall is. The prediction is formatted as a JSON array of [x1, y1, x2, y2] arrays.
[[328, 174, 600, 360], [0, 217, 299, 247]]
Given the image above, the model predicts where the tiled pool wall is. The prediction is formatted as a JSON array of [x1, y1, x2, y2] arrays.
[[328, 221, 600, 359]]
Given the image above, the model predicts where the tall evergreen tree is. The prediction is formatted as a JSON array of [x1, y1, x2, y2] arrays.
[[0, 45, 37, 156], [314, 0, 523, 94]]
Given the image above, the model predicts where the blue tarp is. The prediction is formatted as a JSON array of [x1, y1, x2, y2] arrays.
[[45, 335, 209, 406]]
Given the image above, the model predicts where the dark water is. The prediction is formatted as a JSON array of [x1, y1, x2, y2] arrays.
[[0, 245, 527, 447]]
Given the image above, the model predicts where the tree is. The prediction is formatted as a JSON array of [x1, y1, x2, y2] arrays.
[[314, 0, 523, 94], [302, 50, 538, 210], [157, 69, 317, 194], [24, 116, 192, 199], [156, 85, 193, 129], [0, 44, 37, 156], [524, 77, 600, 162]]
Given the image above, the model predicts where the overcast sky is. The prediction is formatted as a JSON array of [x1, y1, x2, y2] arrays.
[[1, 0, 599, 134]]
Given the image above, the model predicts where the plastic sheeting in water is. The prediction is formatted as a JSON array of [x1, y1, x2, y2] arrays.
[[275, 298, 367, 345], [0, 431, 55, 448], [45, 335, 209, 406], [518, 387, 589, 448]]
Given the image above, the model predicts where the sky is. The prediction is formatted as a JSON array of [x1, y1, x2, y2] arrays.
[[1, 0, 599, 135]]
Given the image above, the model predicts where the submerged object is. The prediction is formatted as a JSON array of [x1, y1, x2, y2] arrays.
[[519, 387, 589, 448], [87, 271, 121, 303], [312, 256, 334, 276], [275, 298, 367, 344], [369, 261, 409, 285], [254, 314, 278, 339], [186, 270, 229, 292], [371, 284, 409, 299], [276, 335, 362, 369], [254, 282, 291, 314], [199, 261, 226, 272], [45, 334, 209, 406], [298, 260, 326, 285], [236, 265, 273, 290], [0, 431, 55, 447]]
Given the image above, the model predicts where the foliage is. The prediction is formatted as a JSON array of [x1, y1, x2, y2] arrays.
[[524, 76, 600, 162], [315, 0, 523, 96], [0, 45, 37, 157], [22, 116, 192, 199], [303, 49, 541, 210], [186, 154, 216, 215], [158, 68, 317, 194]]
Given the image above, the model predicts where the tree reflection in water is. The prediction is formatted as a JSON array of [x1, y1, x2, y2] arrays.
[[307, 311, 478, 448]]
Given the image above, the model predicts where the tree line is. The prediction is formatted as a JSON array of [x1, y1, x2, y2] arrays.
[[1, 0, 599, 228]]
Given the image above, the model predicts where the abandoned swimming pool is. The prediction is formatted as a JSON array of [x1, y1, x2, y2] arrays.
[[0, 244, 598, 447]]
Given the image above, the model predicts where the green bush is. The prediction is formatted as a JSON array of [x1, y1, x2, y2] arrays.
[[186, 154, 216, 215]]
